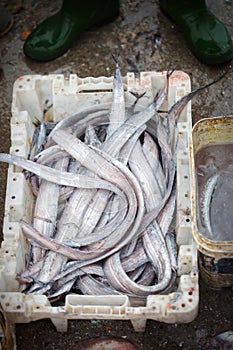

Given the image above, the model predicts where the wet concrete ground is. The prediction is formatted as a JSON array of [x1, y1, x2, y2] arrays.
[[0, 0, 233, 349]]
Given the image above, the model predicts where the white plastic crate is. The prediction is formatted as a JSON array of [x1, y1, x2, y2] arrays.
[[0, 71, 198, 334]]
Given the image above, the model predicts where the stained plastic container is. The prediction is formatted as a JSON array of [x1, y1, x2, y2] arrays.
[[191, 116, 233, 288], [0, 71, 198, 337]]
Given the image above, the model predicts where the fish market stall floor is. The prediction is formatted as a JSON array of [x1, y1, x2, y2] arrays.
[[0, 0, 233, 349], [15, 283, 233, 350]]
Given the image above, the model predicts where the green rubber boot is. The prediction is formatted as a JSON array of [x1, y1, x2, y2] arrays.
[[23, 0, 120, 61], [0, 3, 13, 37], [159, 0, 233, 65]]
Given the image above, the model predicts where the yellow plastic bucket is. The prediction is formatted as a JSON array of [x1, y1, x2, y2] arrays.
[[190, 116, 233, 288]]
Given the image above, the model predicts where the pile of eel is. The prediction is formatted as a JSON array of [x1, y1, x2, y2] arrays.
[[0, 61, 226, 303]]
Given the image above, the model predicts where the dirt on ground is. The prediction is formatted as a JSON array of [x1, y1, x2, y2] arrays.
[[0, 0, 233, 349]]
